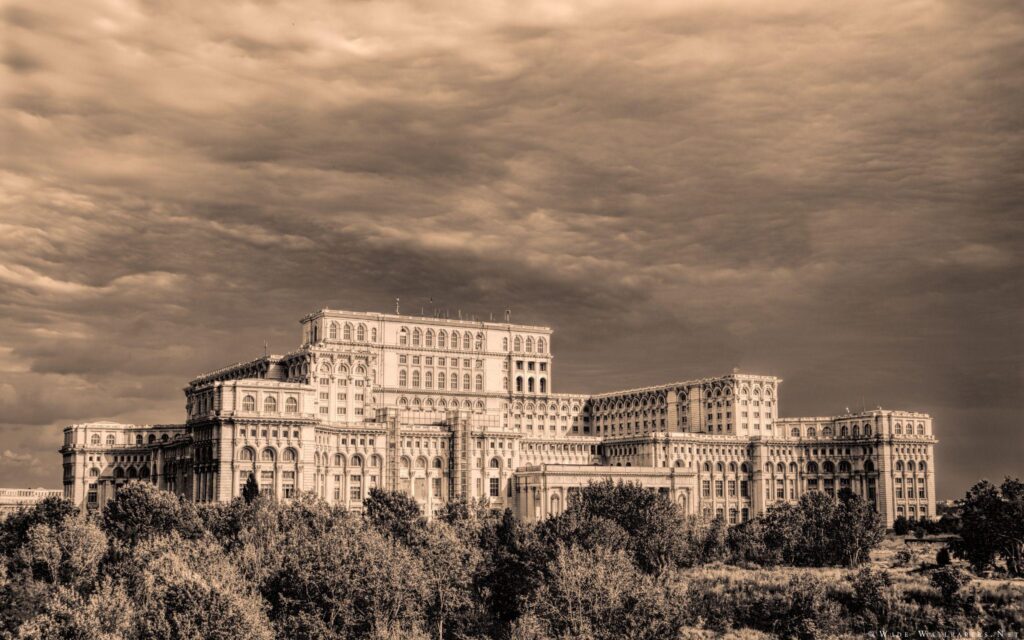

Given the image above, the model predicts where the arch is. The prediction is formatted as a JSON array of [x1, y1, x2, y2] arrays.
[[918, 461, 926, 472], [425, 371, 433, 388], [90, 434, 100, 445], [474, 400, 484, 412], [789, 462, 798, 473], [412, 328, 422, 346], [261, 448, 276, 462], [416, 456, 428, 469], [776, 462, 785, 473], [106, 434, 115, 446], [89, 467, 100, 477], [148, 434, 156, 444], [285, 397, 298, 413], [475, 332, 484, 350], [463, 373, 471, 390], [864, 425, 872, 436], [114, 467, 125, 479], [399, 370, 408, 387], [907, 460, 916, 472], [432, 457, 443, 469], [838, 461, 852, 473], [527, 377, 535, 393], [840, 426, 849, 437], [400, 456, 412, 470], [852, 425, 860, 437], [917, 424, 925, 435], [462, 332, 471, 350], [822, 426, 833, 437], [823, 460, 835, 473], [791, 427, 800, 437], [399, 327, 409, 346], [864, 460, 875, 472], [525, 337, 534, 353], [329, 322, 339, 339], [351, 455, 363, 467], [242, 395, 256, 411], [537, 337, 546, 354], [715, 462, 724, 472], [263, 396, 278, 413], [807, 427, 817, 437], [894, 423, 903, 435], [703, 462, 712, 472], [239, 447, 255, 462], [475, 374, 483, 391], [335, 453, 345, 466], [343, 323, 353, 341], [437, 330, 447, 348], [356, 324, 366, 341], [283, 448, 297, 462], [371, 454, 382, 467], [425, 329, 434, 347], [514, 336, 522, 351], [371, 327, 377, 342], [539, 378, 547, 393], [740, 462, 750, 473], [807, 461, 819, 473], [895, 460, 904, 471]]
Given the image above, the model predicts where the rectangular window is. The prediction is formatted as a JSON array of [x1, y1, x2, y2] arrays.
[[740, 480, 749, 497], [489, 477, 500, 497], [320, 392, 329, 400], [320, 407, 328, 414], [337, 407, 346, 414], [715, 480, 723, 497], [432, 477, 442, 497], [350, 476, 362, 500], [702, 480, 710, 497], [728, 480, 737, 496], [337, 393, 346, 401]]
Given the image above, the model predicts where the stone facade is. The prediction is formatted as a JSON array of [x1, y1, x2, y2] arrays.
[[0, 488, 63, 518], [60, 309, 937, 527]]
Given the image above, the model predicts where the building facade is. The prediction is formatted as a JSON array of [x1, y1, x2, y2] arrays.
[[60, 309, 937, 527], [0, 488, 63, 519]]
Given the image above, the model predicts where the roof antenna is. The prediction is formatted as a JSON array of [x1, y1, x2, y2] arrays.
[[264, 341, 268, 357], [505, 308, 511, 322], [395, 298, 400, 314], [458, 309, 462, 320]]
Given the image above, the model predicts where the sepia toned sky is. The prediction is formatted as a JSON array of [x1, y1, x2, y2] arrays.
[[1, 0, 1021, 498]]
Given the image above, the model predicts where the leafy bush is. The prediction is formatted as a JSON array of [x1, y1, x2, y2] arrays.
[[937, 547, 951, 567]]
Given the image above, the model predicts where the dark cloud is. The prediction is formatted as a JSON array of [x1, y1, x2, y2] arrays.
[[1, 0, 1021, 496]]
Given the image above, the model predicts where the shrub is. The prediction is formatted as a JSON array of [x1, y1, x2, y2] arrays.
[[893, 516, 911, 536], [937, 547, 951, 567], [930, 566, 971, 607], [893, 548, 914, 567]]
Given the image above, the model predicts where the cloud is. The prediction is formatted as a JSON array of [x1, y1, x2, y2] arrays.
[[0, 0, 1021, 496]]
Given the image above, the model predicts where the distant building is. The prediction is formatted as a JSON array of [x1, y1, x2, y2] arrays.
[[0, 488, 63, 518], [60, 308, 938, 527]]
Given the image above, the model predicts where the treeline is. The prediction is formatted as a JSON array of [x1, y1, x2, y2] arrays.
[[0, 479, 1020, 639]]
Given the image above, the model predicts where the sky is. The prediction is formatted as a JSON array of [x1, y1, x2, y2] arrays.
[[1, 0, 1021, 499]]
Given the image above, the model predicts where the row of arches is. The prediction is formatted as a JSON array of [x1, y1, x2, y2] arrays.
[[328, 321, 376, 343], [241, 395, 299, 414], [317, 362, 368, 377], [238, 447, 299, 463], [400, 327, 483, 350], [508, 335, 546, 354], [399, 370, 482, 391], [397, 396, 486, 412], [514, 376, 547, 393]]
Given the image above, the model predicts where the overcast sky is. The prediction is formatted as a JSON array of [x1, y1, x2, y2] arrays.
[[2, 0, 1021, 499]]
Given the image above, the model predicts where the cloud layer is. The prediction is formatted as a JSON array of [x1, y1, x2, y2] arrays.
[[2, 0, 1022, 497]]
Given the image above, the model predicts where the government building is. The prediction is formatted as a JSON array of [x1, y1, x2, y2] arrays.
[[60, 309, 937, 527]]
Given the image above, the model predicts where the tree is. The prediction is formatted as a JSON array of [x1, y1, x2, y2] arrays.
[[415, 521, 484, 639], [893, 516, 911, 536], [950, 478, 1024, 576], [102, 481, 204, 546], [937, 547, 951, 567], [832, 490, 885, 567], [0, 497, 78, 558], [364, 488, 425, 544], [242, 474, 260, 504]]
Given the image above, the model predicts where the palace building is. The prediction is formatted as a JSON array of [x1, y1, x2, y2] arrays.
[[60, 309, 937, 526]]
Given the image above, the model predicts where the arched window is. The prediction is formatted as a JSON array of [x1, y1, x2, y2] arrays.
[[264, 396, 277, 413], [917, 424, 925, 435], [425, 330, 434, 347], [839, 461, 852, 473], [106, 435, 115, 446], [90, 434, 100, 445], [285, 397, 298, 413], [741, 463, 749, 473], [789, 462, 798, 472], [919, 461, 927, 471], [895, 460, 904, 471], [343, 323, 353, 341], [894, 424, 903, 435], [777, 462, 785, 473], [864, 460, 875, 472], [475, 374, 483, 391], [516, 376, 523, 393], [704, 462, 711, 472], [823, 461, 835, 473], [715, 462, 724, 472], [399, 370, 408, 387], [539, 378, 547, 393], [450, 372, 458, 389], [425, 371, 433, 388], [526, 337, 534, 353], [242, 395, 256, 411], [412, 371, 421, 388], [438, 373, 446, 389], [537, 338, 546, 354], [399, 328, 409, 345], [527, 377, 535, 393], [432, 457, 443, 469], [329, 322, 339, 339], [239, 447, 255, 461], [283, 448, 297, 462], [463, 373, 471, 390], [841, 426, 849, 436], [807, 427, 817, 437], [351, 455, 363, 467], [514, 336, 522, 351], [463, 332, 471, 350], [907, 460, 916, 472], [823, 426, 833, 437], [791, 427, 800, 437], [438, 331, 446, 348], [489, 458, 500, 468], [355, 324, 365, 341], [864, 425, 872, 436], [475, 332, 484, 350], [148, 434, 156, 444], [89, 467, 99, 477], [114, 467, 124, 479], [764, 463, 773, 473], [261, 448, 275, 462], [852, 426, 860, 437], [412, 328, 422, 346], [136, 435, 143, 445]]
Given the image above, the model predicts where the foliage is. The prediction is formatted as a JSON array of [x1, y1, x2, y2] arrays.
[[364, 487, 426, 544], [102, 481, 204, 546], [893, 516, 911, 535], [242, 474, 260, 504], [950, 477, 1024, 576], [936, 547, 951, 567]]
